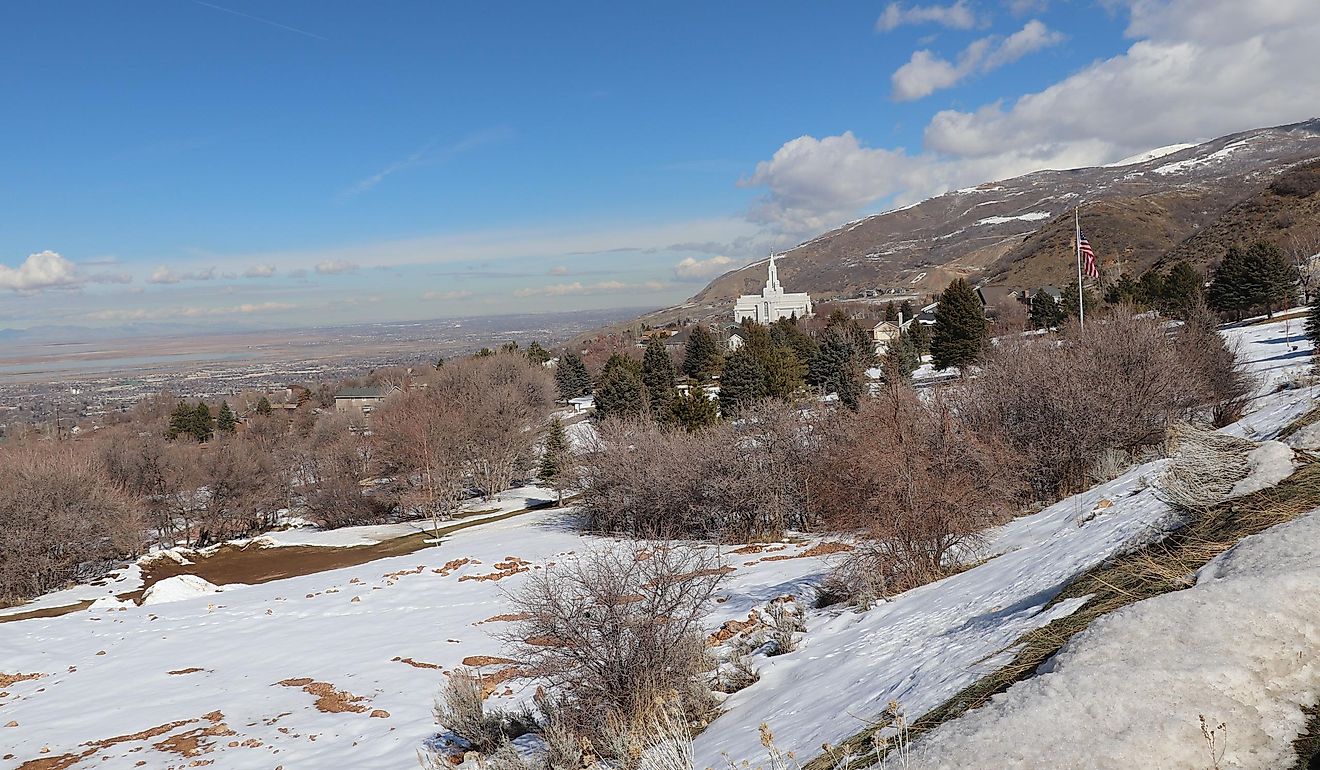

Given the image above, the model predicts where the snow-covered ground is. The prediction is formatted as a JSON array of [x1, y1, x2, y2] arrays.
[[1, 316, 1316, 770]]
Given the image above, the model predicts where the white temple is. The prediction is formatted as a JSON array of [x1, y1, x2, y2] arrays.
[[733, 254, 813, 324]]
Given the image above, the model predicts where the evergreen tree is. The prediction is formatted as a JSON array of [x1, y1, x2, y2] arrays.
[[1306, 301, 1320, 348], [216, 401, 238, 433], [1104, 274, 1141, 306], [930, 278, 988, 371], [593, 365, 644, 421], [907, 320, 931, 355], [1209, 241, 1297, 319], [500, 341, 520, 354], [191, 402, 214, 443], [555, 351, 592, 401], [474, 347, 496, 357], [763, 343, 807, 400], [894, 331, 920, 377], [899, 300, 915, 321], [1028, 288, 1065, 330], [769, 316, 817, 365], [538, 417, 572, 504], [525, 341, 551, 365], [167, 401, 193, 439], [641, 336, 677, 416], [434, 357, 446, 370], [682, 324, 722, 381], [1059, 279, 1098, 321], [1160, 261, 1203, 319], [719, 347, 767, 417], [1137, 269, 1165, 307], [600, 352, 642, 382], [255, 396, 273, 416], [668, 388, 719, 431], [808, 327, 867, 410], [884, 301, 898, 321]]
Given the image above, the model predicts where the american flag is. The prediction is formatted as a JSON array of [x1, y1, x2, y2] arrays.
[[1078, 231, 1099, 279]]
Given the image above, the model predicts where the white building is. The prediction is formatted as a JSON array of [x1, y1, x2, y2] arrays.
[[733, 254, 813, 324]]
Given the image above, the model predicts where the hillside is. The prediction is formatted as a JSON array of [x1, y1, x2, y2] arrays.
[[2, 317, 1318, 770], [634, 119, 1320, 330]]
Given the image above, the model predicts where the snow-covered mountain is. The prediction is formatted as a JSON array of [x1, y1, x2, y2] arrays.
[[659, 118, 1320, 324]]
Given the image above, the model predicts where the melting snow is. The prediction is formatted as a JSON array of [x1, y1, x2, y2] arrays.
[[974, 211, 1052, 226]]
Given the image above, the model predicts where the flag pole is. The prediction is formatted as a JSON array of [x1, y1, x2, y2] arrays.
[[1075, 206, 1085, 330]]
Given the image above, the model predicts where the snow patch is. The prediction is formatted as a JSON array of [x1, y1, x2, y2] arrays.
[[1104, 143, 1197, 168], [140, 575, 224, 605], [1227, 441, 1297, 498], [974, 211, 1051, 226]]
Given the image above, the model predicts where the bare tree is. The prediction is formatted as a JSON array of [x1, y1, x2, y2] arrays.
[[502, 544, 723, 743], [0, 442, 143, 602], [372, 388, 468, 536]]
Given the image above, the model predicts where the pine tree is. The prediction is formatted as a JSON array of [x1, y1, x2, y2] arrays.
[[255, 396, 273, 416], [770, 316, 817, 365], [1104, 274, 1141, 306], [1306, 302, 1320, 348], [191, 402, 214, 443], [1028, 288, 1064, 330], [593, 365, 644, 421], [1059, 279, 1098, 321], [1137, 269, 1166, 307], [216, 401, 237, 433], [682, 324, 722, 381], [167, 401, 193, 439], [538, 417, 572, 504], [763, 343, 807, 400], [907, 320, 931, 355], [899, 300, 915, 321], [555, 351, 591, 401], [894, 331, 920, 377], [884, 301, 898, 321], [500, 341, 520, 354], [808, 327, 866, 410], [719, 347, 767, 417], [930, 279, 988, 371], [525, 341, 551, 365], [1209, 241, 1296, 319], [641, 336, 677, 417], [668, 388, 719, 431], [1160, 261, 1203, 319]]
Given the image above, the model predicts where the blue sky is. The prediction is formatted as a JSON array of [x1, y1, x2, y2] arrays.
[[3, 0, 1318, 331]]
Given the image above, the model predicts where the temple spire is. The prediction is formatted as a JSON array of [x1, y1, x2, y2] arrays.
[[766, 253, 782, 292]]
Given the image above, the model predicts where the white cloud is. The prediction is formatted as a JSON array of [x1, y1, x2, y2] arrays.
[[423, 289, 475, 300], [0, 250, 84, 292], [86, 301, 297, 322], [147, 265, 216, 284], [548, 265, 570, 275], [512, 280, 666, 298], [87, 271, 134, 285], [673, 255, 738, 281], [892, 20, 1064, 101], [741, 132, 917, 234], [748, 1, 1320, 237], [315, 259, 358, 274], [244, 264, 277, 278], [877, 1, 978, 32]]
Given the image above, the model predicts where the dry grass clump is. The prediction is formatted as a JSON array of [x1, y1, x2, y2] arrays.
[[1155, 423, 1258, 514]]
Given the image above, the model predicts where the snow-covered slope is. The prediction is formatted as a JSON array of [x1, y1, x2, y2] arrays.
[[1, 316, 1316, 770], [904, 510, 1320, 770]]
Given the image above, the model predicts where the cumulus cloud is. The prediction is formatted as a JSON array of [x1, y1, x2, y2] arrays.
[[513, 280, 666, 298], [147, 265, 216, 284], [0, 250, 84, 292], [244, 264, 277, 278], [877, 1, 978, 32], [892, 20, 1064, 101], [422, 289, 475, 300], [673, 255, 738, 281], [741, 132, 917, 233], [315, 259, 358, 274], [747, 1, 1320, 237]]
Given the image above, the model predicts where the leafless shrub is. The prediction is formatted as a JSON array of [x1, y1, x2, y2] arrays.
[[578, 401, 812, 540], [716, 650, 760, 693], [0, 442, 144, 602], [502, 543, 723, 748], [431, 667, 534, 756], [765, 601, 805, 656], [1155, 424, 1257, 515], [960, 308, 1248, 500], [301, 432, 390, 529], [810, 384, 1023, 604]]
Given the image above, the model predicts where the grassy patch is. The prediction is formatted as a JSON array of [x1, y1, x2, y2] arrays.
[[807, 459, 1320, 770]]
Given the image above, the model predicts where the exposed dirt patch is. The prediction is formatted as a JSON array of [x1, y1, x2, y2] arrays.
[[458, 556, 532, 582], [461, 655, 518, 667], [475, 612, 531, 625], [708, 613, 760, 646], [167, 667, 205, 676], [392, 657, 443, 670], [152, 721, 236, 758], [760, 541, 853, 562], [433, 558, 472, 576], [277, 678, 370, 714], [0, 672, 45, 688], [369, 709, 390, 719]]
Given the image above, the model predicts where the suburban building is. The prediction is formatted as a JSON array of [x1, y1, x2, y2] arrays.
[[733, 254, 813, 324], [333, 385, 396, 418]]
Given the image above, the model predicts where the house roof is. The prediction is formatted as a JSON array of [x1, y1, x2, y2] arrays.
[[335, 386, 390, 399]]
